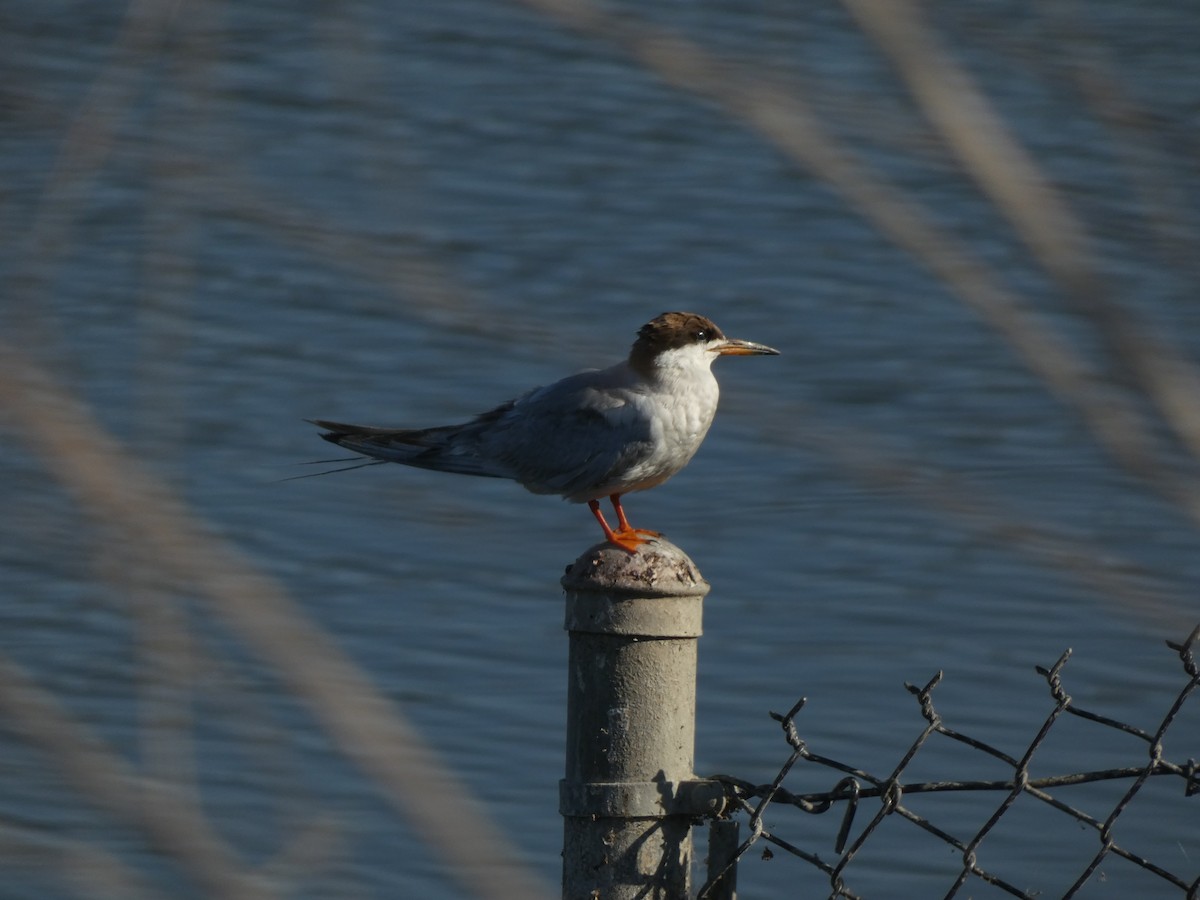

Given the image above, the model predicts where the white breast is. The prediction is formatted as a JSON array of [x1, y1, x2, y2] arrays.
[[589, 348, 721, 497]]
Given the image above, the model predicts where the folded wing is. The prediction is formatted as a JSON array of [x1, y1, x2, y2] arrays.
[[311, 372, 655, 501]]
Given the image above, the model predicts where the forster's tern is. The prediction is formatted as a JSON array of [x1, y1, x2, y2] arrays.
[[311, 311, 778, 551]]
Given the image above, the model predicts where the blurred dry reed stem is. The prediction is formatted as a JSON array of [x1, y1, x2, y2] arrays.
[[514, 0, 1199, 630], [4, 0, 1199, 897], [0, 347, 554, 900], [517, 0, 1200, 526]]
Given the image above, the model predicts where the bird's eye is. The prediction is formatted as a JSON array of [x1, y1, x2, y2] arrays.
[[693, 329, 708, 342]]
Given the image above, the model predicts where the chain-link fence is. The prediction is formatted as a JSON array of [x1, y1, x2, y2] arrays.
[[703, 626, 1200, 900]]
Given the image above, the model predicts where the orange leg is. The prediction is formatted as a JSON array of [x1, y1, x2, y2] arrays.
[[590, 496, 667, 554], [609, 494, 660, 538], [589, 497, 657, 553]]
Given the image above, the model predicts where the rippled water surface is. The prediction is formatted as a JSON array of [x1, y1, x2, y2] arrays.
[[2, 1, 1199, 898]]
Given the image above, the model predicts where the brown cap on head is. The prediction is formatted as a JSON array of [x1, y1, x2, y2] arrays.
[[629, 312, 778, 375], [630, 312, 725, 374]]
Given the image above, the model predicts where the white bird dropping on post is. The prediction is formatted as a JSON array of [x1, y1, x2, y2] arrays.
[[310, 311, 779, 551]]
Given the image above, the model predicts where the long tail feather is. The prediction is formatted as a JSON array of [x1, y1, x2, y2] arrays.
[[280, 459, 387, 481], [305, 416, 510, 479]]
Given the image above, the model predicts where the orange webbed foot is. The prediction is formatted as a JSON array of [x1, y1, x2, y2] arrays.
[[608, 494, 661, 544], [589, 498, 661, 553], [607, 528, 657, 553]]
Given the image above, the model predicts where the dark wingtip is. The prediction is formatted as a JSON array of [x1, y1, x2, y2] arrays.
[[307, 418, 344, 431], [307, 419, 354, 444]]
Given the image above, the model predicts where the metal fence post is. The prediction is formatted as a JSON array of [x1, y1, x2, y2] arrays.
[[560, 538, 715, 900], [704, 819, 740, 900]]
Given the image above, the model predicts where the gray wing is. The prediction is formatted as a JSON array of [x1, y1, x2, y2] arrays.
[[312, 368, 653, 497], [474, 372, 654, 499]]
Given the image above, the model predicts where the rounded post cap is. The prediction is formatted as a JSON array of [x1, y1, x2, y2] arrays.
[[562, 538, 709, 598]]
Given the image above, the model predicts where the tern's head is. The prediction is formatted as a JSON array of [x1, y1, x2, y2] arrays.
[[629, 312, 779, 379]]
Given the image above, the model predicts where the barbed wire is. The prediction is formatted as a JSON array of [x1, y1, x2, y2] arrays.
[[701, 624, 1200, 900]]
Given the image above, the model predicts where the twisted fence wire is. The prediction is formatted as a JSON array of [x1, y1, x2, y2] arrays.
[[702, 625, 1200, 900]]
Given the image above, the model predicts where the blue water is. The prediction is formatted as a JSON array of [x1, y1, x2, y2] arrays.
[[2, 1, 1198, 898]]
